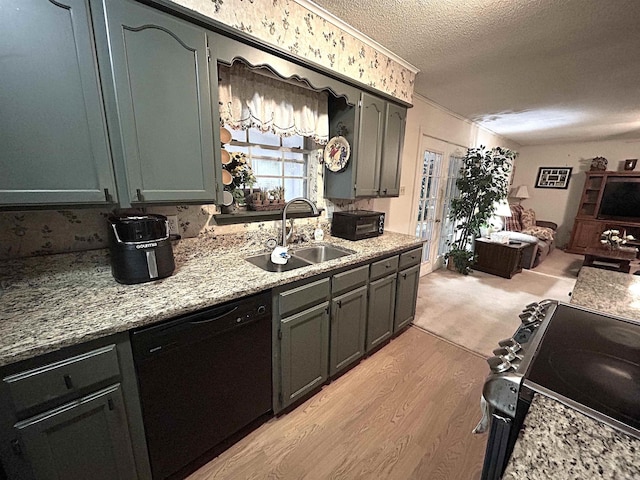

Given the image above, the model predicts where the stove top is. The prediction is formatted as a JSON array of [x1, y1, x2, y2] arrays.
[[524, 303, 640, 438]]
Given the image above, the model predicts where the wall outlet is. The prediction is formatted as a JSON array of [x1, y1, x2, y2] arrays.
[[400, 185, 406, 195], [166, 215, 179, 235]]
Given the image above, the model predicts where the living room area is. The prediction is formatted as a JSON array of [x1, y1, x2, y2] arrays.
[[406, 136, 640, 357]]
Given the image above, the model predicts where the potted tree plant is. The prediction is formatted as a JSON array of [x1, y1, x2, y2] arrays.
[[445, 146, 516, 274]]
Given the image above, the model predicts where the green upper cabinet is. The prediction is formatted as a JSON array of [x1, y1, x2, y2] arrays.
[[94, 0, 222, 205], [0, 0, 117, 207], [355, 93, 385, 197], [325, 92, 407, 199], [379, 103, 407, 197]]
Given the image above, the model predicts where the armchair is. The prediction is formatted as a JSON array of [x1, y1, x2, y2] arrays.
[[504, 205, 557, 268]]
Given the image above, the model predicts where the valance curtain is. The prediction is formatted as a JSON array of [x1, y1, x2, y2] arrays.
[[218, 62, 329, 145]]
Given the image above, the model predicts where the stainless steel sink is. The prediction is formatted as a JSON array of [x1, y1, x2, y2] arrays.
[[292, 244, 355, 263], [245, 252, 313, 272], [245, 244, 355, 272]]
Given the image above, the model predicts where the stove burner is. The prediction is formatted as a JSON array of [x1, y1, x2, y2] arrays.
[[597, 324, 640, 349], [547, 349, 640, 428]]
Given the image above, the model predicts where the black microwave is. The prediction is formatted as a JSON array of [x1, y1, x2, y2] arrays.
[[331, 210, 385, 241]]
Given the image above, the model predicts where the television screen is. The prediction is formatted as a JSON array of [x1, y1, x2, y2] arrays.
[[598, 180, 640, 220]]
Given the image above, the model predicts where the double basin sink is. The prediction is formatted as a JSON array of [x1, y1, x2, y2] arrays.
[[246, 244, 356, 272]]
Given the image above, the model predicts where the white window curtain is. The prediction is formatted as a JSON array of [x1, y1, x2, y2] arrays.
[[218, 62, 329, 145]]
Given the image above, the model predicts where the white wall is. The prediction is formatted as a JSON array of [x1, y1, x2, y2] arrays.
[[511, 139, 640, 247], [373, 94, 519, 234]]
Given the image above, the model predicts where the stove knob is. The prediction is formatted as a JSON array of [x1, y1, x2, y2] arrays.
[[525, 302, 539, 309], [487, 355, 512, 373], [493, 348, 524, 363], [519, 311, 534, 322], [498, 338, 522, 353], [523, 313, 543, 326]]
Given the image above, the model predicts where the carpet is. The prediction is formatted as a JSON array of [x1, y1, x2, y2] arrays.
[[412, 249, 583, 357]]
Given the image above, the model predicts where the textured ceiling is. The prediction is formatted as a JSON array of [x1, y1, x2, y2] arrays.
[[311, 0, 640, 146]]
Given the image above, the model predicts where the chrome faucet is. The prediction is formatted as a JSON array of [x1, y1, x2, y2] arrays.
[[281, 197, 319, 248]]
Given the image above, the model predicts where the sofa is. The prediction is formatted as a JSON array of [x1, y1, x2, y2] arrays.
[[504, 205, 557, 268]]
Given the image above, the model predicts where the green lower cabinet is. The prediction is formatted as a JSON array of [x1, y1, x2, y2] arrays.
[[14, 384, 137, 480], [366, 274, 397, 352], [280, 302, 330, 409], [330, 286, 368, 377], [394, 264, 420, 333]]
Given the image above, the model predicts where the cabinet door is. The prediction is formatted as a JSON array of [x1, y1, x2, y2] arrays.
[[280, 302, 329, 408], [0, 0, 117, 206], [366, 274, 396, 352], [330, 286, 367, 377], [355, 93, 385, 197], [100, 0, 219, 204], [394, 265, 420, 333], [568, 219, 603, 253], [379, 103, 407, 197], [14, 384, 137, 480]]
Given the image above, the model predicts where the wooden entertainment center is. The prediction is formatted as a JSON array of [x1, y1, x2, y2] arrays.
[[566, 171, 640, 253]]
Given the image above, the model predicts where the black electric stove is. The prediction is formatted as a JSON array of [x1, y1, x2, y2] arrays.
[[478, 300, 640, 480]]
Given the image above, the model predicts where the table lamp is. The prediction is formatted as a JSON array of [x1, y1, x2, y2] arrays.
[[512, 185, 530, 204], [491, 199, 512, 231]]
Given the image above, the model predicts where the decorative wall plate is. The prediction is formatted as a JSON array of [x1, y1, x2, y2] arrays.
[[324, 136, 351, 172]]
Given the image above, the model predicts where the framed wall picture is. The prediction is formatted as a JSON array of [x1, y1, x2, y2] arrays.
[[535, 167, 573, 189]]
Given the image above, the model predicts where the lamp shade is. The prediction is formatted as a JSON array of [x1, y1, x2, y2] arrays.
[[513, 185, 530, 199], [493, 199, 512, 217]]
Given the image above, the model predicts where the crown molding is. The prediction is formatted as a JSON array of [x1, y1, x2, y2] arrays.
[[414, 92, 522, 147], [295, 0, 419, 74]]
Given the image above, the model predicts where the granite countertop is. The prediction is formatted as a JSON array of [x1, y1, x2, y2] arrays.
[[503, 394, 640, 479], [570, 266, 640, 321], [0, 232, 422, 367], [503, 266, 640, 479]]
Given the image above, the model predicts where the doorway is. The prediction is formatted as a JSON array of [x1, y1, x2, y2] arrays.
[[413, 136, 464, 275]]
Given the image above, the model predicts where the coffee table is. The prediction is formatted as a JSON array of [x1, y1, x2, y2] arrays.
[[583, 246, 637, 273]]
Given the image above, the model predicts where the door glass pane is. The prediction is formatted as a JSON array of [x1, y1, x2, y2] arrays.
[[415, 150, 442, 262], [437, 155, 463, 257]]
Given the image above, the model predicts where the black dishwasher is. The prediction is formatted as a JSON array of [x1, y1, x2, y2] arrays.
[[131, 291, 272, 480]]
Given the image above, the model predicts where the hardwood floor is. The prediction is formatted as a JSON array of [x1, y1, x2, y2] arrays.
[[187, 327, 489, 480]]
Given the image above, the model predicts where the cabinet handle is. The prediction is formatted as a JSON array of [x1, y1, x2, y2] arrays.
[[337, 300, 342, 308], [108, 398, 115, 411], [325, 306, 330, 314], [104, 188, 112, 203], [383, 188, 387, 195], [63, 375, 73, 390], [402, 273, 407, 279], [136, 188, 143, 201]]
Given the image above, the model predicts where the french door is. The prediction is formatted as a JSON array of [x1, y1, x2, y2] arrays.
[[413, 136, 464, 274]]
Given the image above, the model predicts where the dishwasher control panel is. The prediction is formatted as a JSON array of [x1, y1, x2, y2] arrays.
[[131, 291, 271, 361]]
